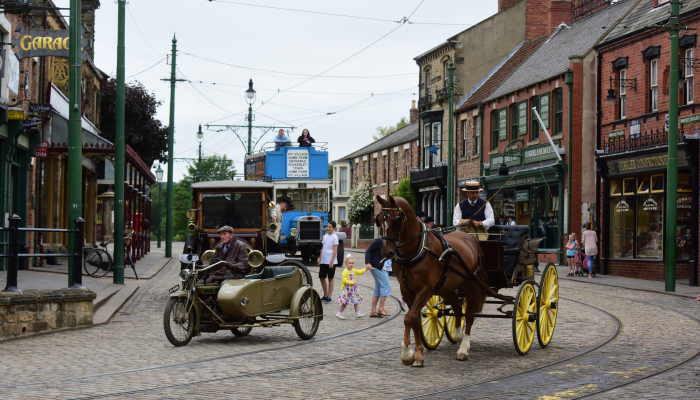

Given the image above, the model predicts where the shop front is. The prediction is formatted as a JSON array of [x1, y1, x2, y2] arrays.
[[598, 143, 699, 284], [484, 140, 565, 264]]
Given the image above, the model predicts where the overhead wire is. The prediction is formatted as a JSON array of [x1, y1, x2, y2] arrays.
[[126, 58, 165, 79], [206, 0, 399, 23], [125, 3, 161, 54]]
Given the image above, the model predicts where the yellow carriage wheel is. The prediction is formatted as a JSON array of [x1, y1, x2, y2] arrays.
[[419, 295, 445, 350], [444, 299, 466, 344], [537, 263, 559, 348], [512, 281, 537, 355]]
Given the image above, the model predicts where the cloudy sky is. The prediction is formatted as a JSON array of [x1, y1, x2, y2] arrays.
[[54, 0, 497, 181]]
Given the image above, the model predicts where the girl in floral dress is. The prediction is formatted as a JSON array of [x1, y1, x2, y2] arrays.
[[336, 254, 370, 319]]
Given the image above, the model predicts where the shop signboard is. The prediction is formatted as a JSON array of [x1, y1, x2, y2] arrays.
[[498, 108, 507, 140], [8, 108, 24, 120], [22, 116, 42, 130], [680, 113, 700, 126], [484, 171, 559, 191], [515, 190, 529, 202], [607, 149, 689, 174], [522, 140, 560, 163], [518, 101, 527, 136], [609, 129, 625, 140], [490, 153, 521, 169], [29, 103, 51, 114], [7, 49, 19, 94], [11, 26, 89, 60], [34, 141, 48, 158], [629, 119, 641, 138], [539, 93, 550, 128]]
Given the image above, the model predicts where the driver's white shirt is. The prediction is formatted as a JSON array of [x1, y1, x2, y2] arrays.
[[452, 200, 495, 229]]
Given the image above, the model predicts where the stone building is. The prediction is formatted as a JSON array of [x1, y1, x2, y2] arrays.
[[595, 0, 700, 284], [331, 102, 419, 224]]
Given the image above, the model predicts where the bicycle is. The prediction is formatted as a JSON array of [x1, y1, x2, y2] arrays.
[[83, 234, 139, 279]]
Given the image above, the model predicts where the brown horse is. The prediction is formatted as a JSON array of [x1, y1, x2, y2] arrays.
[[376, 195, 487, 367]]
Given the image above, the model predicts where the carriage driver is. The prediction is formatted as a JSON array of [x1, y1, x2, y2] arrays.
[[201, 226, 249, 283], [267, 197, 294, 254], [452, 181, 495, 239]]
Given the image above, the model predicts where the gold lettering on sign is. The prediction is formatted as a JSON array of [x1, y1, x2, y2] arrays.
[[617, 155, 668, 171]]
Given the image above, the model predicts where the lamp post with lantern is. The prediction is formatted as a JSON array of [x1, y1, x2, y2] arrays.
[[197, 124, 204, 181], [246, 79, 256, 155], [155, 165, 163, 248]]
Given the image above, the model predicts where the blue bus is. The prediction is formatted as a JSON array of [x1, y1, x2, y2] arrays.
[[245, 144, 330, 262]]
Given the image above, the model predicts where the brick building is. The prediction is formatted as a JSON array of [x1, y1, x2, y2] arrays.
[[596, 0, 700, 284], [480, 0, 635, 264], [331, 102, 419, 224]]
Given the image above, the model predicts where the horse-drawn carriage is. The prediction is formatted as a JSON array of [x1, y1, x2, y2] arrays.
[[419, 225, 559, 356], [375, 195, 559, 367]]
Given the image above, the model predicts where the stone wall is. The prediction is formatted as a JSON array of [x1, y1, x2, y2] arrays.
[[0, 288, 96, 341]]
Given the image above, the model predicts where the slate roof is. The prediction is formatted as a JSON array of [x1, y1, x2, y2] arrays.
[[485, 0, 636, 102], [456, 35, 546, 113], [602, 0, 700, 43], [335, 122, 419, 161]]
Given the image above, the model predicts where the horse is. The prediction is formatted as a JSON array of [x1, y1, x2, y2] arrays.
[[376, 195, 488, 367]]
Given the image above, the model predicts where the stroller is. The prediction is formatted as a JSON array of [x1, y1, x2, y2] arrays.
[[574, 249, 595, 277]]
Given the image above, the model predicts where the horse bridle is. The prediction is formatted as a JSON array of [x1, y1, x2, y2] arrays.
[[376, 207, 430, 264], [377, 207, 405, 242]]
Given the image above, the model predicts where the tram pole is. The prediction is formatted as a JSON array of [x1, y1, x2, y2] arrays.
[[66, 0, 82, 286], [113, 0, 127, 284], [165, 36, 179, 258], [447, 61, 455, 225]]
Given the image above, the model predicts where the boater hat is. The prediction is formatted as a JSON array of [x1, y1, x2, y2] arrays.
[[461, 181, 483, 192]]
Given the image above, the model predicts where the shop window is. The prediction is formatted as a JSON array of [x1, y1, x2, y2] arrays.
[[636, 194, 664, 258], [610, 179, 622, 196], [677, 173, 692, 192], [637, 176, 650, 193], [530, 96, 540, 141], [677, 192, 693, 260], [650, 174, 664, 192], [610, 197, 635, 258], [684, 48, 694, 105], [623, 178, 635, 195]]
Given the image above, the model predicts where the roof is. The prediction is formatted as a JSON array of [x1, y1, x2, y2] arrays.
[[485, 0, 636, 102], [335, 122, 419, 161], [413, 41, 454, 62], [602, 0, 700, 43], [456, 36, 546, 113], [191, 181, 274, 190]]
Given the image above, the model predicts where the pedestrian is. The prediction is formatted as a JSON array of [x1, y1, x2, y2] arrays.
[[273, 129, 291, 151], [336, 254, 367, 319], [507, 215, 516, 225], [297, 128, 315, 147], [318, 220, 339, 303], [566, 233, 578, 277], [365, 237, 392, 318], [581, 222, 598, 278], [497, 216, 505, 225]]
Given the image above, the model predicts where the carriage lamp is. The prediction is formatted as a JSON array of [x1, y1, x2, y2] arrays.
[[290, 227, 298, 237], [245, 79, 256, 105], [179, 269, 191, 281]]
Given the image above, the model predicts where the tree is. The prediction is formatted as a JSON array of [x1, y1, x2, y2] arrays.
[[390, 177, 416, 210], [373, 116, 409, 141], [100, 78, 169, 168], [347, 174, 373, 225]]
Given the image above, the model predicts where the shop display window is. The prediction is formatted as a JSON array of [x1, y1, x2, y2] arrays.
[[677, 174, 692, 192], [610, 179, 622, 195], [637, 177, 650, 193], [636, 194, 664, 259], [650, 174, 664, 192], [623, 178, 635, 195], [610, 196, 635, 258], [676, 192, 693, 260]]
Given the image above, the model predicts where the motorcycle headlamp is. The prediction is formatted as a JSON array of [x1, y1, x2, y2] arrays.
[[179, 269, 191, 281], [290, 227, 298, 237]]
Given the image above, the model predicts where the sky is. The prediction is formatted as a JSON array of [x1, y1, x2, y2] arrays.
[[53, 0, 498, 182]]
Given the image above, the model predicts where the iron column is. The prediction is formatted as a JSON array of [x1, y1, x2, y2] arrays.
[[446, 61, 455, 225], [112, 0, 126, 284], [66, 0, 82, 285], [165, 36, 177, 258], [565, 71, 573, 244]]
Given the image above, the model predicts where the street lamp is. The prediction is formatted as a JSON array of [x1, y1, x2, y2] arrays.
[[156, 165, 163, 249], [605, 88, 617, 106], [197, 124, 203, 182], [246, 79, 256, 155]]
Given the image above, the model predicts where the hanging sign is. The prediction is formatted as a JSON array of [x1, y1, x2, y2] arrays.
[[29, 103, 51, 114], [34, 141, 49, 158], [287, 150, 309, 178], [22, 116, 42, 130], [515, 190, 529, 202], [11, 26, 89, 59], [8, 107, 25, 120]]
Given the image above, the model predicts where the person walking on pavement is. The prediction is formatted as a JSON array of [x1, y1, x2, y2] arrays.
[[453, 181, 495, 240], [319, 221, 339, 303], [566, 233, 579, 277], [365, 237, 392, 317], [581, 222, 598, 278], [199, 226, 249, 283], [336, 254, 367, 319]]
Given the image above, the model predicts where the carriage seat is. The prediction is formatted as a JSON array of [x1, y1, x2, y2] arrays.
[[488, 225, 530, 278], [245, 265, 297, 280]]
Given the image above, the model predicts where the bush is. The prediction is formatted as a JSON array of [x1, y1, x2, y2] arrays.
[[347, 174, 374, 225], [390, 177, 416, 210]]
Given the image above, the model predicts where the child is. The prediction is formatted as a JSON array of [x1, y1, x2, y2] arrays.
[[336, 254, 370, 319], [318, 221, 339, 304], [566, 233, 578, 277]]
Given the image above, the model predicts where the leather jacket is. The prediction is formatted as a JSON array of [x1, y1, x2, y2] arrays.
[[209, 237, 249, 280]]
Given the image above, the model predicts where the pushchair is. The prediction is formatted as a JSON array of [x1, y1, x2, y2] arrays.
[[574, 249, 594, 277]]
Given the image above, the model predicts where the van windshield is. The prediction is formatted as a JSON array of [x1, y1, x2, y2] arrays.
[[201, 192, 262, 230], [276, 188, 328, 212]]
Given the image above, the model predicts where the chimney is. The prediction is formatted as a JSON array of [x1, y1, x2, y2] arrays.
[[82, 0, 101, 61], [410, 100, 418, 124], [548, 0, 572, 33], [526, 0, 572, 40], [499, 0, 523, 12]]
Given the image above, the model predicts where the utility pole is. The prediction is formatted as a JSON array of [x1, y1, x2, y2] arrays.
[[112, 0, 126, 284], [197, 124, 203, 182], [446, 61, 455, 225], [67, 0, 82, 286], [656, 0, 689, 292], [247, 102, 253, 155]]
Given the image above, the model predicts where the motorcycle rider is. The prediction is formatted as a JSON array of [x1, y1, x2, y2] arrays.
[[203, 226, 249, 283]]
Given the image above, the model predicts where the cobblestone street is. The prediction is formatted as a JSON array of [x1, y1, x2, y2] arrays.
[[1, 256, 699, 399]]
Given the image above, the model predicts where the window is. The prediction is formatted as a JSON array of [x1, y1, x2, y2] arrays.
[[649, 61, 658, 112], [339, 167, 348, 194], [610, 196, 635, 258], [619, 68, 628, 118], [338, 206, 347, 222], [473, 116, 480, 155], [684, 48, 694, 105], [462, 119, 468, 157], [553, 89, 563, 136], [654, 0, 671, 6], [491, 111, 499, 150], [636, 194, 664, 259], [277, 188, 329, 212], [201, 193, 262, 230], [510, 103, 519, 142], [432, 122, 442, 164], [530, 96, 540, 141], [444, 60, 449, 87], [423, 124, 431, 168], [425, 70, 431, 94], [372, 158, 377, 184], [383, 155, 387, 183], [363, 160, 367, 176]]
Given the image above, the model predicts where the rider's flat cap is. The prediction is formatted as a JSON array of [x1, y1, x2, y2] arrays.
[[217, 225, 234, 233]]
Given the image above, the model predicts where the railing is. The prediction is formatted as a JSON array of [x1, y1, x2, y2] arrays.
[[1, 214, 85, 293], [602, 128, 687, 155], [410, 163, 448, 183], [358, 225, 375, 240], [435, 87, 449, 101], [258, 141, 329, 152], [418, 94, 432, 107]]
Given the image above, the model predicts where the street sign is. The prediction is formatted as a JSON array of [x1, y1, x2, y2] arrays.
[[8, 108, 24, 120], [515, 190, 529, 202], [23, 116, 43, 130], [34, 141, 49, 158], [29, 103, 51, 114]]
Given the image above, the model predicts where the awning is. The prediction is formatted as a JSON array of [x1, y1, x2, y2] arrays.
[[48, 83, 112, 149]]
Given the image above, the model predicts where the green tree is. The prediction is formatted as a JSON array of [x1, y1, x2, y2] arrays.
[[390, 177, 416, 210], [347, 174, 373, 225], [373, 116, 409, 141]]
